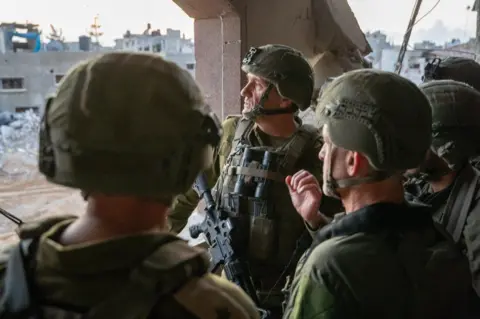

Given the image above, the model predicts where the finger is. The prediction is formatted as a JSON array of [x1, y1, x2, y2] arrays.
[[291, 170, 310, 190], [296, 183, 322, 196], [296, 175, 320, 190], [297, 184, 321, 194], [285, 175, 295, 193], [292, 171, 316, 190]]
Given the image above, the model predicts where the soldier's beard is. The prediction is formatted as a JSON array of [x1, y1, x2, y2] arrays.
[[405, 152, 450, 182]]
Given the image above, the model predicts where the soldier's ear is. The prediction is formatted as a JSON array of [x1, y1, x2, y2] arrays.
[[347, 152, 366, 177]]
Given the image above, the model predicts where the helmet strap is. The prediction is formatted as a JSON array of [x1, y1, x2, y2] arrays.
[[324, 145, 394, 198], [243, 83, 297, 120]]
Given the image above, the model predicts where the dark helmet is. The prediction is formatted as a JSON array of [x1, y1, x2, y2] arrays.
[[423, 57, 480, 91], [241, 44, 314, 118], [419, 79, 480, 170]]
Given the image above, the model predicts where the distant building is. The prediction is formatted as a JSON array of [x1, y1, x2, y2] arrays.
[[0, 22, 42, 53], [413, 40, 442, 50], [0, 52, 102, 113], [378, 48, 429, 84], [364, 31, 393, 68], [0, 22, 104, 113], [62, 38, 113, 52], [428, 38, 477, 60], [114, 26, 195, 75], [0, 22, 196, 113]]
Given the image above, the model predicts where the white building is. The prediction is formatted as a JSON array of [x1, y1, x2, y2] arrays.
[[365, 31, 393, 67], [377, 48, 428, 85], [114, 28, 195, 75]]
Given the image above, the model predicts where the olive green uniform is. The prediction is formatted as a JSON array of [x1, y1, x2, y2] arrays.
[[170, 117, 323, 233], [0, 52, 260, 319], [283, 70, 475, 318]]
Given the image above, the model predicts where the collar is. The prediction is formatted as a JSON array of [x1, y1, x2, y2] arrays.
[[313, 201, 433, 246]]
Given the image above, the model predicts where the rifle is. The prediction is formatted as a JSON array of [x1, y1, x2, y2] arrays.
[[189, 173, 270, 319]]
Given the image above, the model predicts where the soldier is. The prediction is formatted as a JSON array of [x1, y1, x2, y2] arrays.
[[0, 52, 259, 319], [169, 44, 342, 316], [405, 80, 480, 299], [422, 56, 480, 168], [282, 70, 474, 318]]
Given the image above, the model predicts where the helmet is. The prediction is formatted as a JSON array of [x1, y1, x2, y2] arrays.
[[39, 52, 222, 197], [423, 57, 480, 91], [419, 79, 480, 170], [316, 69, 432, 192], [241, 44, 314, 116]]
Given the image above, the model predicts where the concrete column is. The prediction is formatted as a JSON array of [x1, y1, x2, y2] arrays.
[[173, 0, 371, 119], [194, 14, 243, 119]]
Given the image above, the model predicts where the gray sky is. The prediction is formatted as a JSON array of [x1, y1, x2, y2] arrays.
[[0, 0, 477, 46]]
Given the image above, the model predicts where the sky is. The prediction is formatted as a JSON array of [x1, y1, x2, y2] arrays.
[[0, 0, 478, 46]]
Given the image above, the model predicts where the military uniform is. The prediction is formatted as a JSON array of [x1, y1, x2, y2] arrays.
[[405, 80, 480, 298], [169, 45, 343, 315], [283, 70, 474, 318], [0, 52, 260, 319]]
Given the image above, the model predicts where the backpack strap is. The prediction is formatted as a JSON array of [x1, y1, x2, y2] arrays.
[[84, 235, 209, 319], [442, 165, 480, 243]]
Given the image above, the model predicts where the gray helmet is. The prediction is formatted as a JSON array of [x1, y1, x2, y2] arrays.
[[419, 79, 480, 170], [316, 69, 432, 192], [423, 57, 480, 91], [241, 44, 314, 117], [39, 52, 221, 197]]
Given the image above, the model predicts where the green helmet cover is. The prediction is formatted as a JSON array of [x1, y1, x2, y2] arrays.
[[39, 52, 222, 197], [317, 69, 432, 171], [241, 44, 314, 111], [420, 79, 480, 169]]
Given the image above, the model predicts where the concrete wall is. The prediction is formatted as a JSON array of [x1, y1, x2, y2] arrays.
[[0, 51, 196, 113], [0, 52, 101, 113]]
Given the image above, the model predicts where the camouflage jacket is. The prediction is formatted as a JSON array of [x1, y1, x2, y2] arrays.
[[283, 202, 473, 319], [0, 217, 259, 319]]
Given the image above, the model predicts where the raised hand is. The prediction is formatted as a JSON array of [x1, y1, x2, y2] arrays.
[[285, 170, 323, 228]]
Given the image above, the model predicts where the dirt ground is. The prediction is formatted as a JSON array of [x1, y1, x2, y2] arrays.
[[0, 152, 204, 248]]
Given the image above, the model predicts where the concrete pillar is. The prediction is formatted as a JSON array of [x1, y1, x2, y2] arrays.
[[173, 0, 371, 119]]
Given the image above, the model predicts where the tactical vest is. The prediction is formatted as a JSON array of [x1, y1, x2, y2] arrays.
[[0, 217, 209, 319], [213, 117, 316, 288]]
